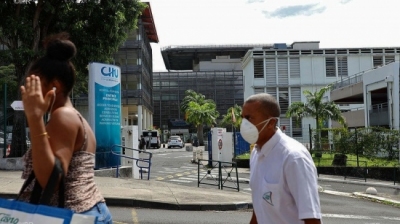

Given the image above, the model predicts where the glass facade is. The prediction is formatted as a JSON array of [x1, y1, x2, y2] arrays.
[[153, 71, 244, 132], [114, 25, 154, 111]]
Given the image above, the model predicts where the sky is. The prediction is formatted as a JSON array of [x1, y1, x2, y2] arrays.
[[146, 0, 400, 71]]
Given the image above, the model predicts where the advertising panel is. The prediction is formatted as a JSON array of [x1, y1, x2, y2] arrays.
[[88, 62, 121, 169]]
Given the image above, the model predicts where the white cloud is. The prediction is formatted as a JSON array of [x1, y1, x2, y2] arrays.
[[263, 3, 326, 18]]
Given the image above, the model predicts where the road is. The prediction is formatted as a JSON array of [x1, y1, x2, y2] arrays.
[[111, 149, 400, 223], [109, 193, 400, 224]]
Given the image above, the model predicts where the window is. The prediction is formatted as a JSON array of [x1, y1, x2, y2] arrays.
[[254, 58, 264, 78], [279, 88, 289, 114], [289, 58, 300, 78], [373, 56, 383, 67], [385, 55, 395, 64], [266, 87, 277, 98], [291, 87, 301, 102], [325, 57, 336, 77], [278, 58, 288, 85], [254, 88, 264, 94], [292, 119, 302, 137], [337, 57, 348, 78], [265, 58, 276, 85]]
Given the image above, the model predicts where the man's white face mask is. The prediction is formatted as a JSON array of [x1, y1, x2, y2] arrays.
[[240, 117, 278, 144]]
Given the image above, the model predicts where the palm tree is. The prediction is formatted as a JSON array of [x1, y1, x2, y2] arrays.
[[180, 90, 219, 145], [219, 104, 242, 129], [180, 89, 215, 117], [286, 85, 346, 153]]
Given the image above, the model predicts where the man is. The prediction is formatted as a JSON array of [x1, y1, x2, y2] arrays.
[[241, 93, 322, 224], [139, 135, 146, 151]]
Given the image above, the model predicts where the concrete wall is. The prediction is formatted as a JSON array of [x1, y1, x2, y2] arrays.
[[291, 42, 319, 50], [363, 62, 400, 129], [243, 59, 255, 100], [330, 82, 363, 101], [332, 109, 365, 128], [198, 58, 242, 71]]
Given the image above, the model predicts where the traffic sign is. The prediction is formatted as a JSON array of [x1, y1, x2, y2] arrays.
[[218, 139, 223, 150], [11, 101, 24, 111]]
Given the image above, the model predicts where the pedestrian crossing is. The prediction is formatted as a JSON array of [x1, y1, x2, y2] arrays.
[[154, 153, 193, 159], [152, 152, 249, 192], [154, 166, 220, 184]]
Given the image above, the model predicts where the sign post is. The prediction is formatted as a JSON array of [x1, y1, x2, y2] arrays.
[[10, 101, 24, 111], [88, 62, 121, 169]]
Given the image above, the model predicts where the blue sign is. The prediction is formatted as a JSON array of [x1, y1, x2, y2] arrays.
[[89, 63, 121, 169]]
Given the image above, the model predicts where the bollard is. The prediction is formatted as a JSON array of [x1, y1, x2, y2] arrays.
[[192, 151, 197, 162], [198, 149, 203, 161]]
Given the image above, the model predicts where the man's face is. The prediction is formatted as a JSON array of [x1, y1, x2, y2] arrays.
[[242, 101, 276, 146]]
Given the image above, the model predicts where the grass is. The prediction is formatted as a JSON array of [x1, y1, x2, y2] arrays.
[[235, 152, 400, 167]]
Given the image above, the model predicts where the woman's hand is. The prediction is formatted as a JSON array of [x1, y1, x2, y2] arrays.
[[20, 75, 55, 120]]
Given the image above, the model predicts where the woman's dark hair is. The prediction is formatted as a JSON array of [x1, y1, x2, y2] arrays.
[[28, 32, 77, 95]]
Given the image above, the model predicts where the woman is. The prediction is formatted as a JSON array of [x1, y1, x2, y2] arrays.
[[19, 32, 113, 223]]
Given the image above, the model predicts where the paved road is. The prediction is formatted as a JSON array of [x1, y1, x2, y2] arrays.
[[109, 192, 400, 224], [149, 150, 249, 193]]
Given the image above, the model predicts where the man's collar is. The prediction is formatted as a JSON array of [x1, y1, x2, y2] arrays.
[[258, 128, 283, 157]]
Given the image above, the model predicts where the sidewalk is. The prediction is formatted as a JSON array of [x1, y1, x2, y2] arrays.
[[0, 170, 252, 211], [1, 170, 400, 211]]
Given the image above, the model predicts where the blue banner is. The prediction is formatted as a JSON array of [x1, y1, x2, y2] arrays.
[[88, 63, 121, 169]]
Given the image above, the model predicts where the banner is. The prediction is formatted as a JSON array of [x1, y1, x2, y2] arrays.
[[88, 62, 121, 169]]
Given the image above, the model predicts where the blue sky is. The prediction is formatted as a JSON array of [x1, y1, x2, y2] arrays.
[[146, 0, 399, 71]]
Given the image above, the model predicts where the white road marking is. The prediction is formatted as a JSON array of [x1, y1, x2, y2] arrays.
[[322, 213, 400, 221], [178, 177, 198, 181], [157, 170, 179, 174], [169, 179, 192, 183]]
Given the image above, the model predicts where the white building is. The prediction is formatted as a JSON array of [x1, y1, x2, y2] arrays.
[[242, 41, 400, 143], [331, 61, 400, 130]]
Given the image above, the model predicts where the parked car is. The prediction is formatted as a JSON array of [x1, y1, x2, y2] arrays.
[[142, 130, 161, 149], [167, 136, 184, 148]]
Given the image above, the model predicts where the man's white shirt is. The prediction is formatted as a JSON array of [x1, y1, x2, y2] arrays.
[[250, 129, 322, 224]]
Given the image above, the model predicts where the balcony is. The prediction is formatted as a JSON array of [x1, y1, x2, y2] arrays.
[[330, 77, 363, 103], [332, 108, 365, 128]]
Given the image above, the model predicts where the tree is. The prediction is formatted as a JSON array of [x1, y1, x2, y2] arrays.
[[186, 101, 219, 146], [0, 0, 146, 157], [180, 90, 219, 146], [0, 64, 18, 103], [286, 85, 346, 153], [180, 89, 214, 117], [219, 104, 242, 129]]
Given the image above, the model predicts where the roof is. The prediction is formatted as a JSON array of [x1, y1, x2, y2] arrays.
[[142, 2, 159, 43], [161, 44, 272, 70]]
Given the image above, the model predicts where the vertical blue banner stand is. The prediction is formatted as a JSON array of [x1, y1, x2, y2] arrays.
[[88, 62, 121, 169]]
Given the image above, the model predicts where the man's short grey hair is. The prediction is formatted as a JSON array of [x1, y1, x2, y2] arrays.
[[245, 93, 281, 117]]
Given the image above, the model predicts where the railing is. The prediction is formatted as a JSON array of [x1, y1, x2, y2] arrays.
[[344, 160, 368, 182], [197, 159, 239, 191], [393, 167, 400, 185], [314, 157, 367, 182], [331, 61, 396, 90], [162, 44, 272, 51], [369, 102, 388, 113], [331, 73, 363, 90], [110, 144, 152, 180]]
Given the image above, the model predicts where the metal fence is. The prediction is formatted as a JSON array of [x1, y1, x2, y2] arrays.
[[197, 159, 239, 191], [110, 144, 153, 180]]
